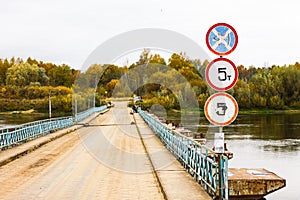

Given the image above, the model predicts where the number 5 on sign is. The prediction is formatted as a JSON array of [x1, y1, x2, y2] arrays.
[[218, 67, 231, 81], [205, 58, 238, 91]]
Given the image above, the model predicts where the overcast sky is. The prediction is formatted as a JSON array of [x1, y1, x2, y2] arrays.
[[1, 0, 299, 69]]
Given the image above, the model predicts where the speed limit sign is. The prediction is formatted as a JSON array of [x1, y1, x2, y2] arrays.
[[205, 57, 238, 91]]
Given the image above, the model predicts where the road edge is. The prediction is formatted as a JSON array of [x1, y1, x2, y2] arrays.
[[0, 109, 109, 167]]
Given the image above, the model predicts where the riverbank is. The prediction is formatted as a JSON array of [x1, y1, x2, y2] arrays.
[[168, 107, 300, 115], [0, 109, 71, 116], [0, 109, 38, 115], [238, 108, 300, 114], [0, 110, 72, 127]]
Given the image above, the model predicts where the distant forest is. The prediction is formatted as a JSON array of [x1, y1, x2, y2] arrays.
[[0, 51, 300, 113]]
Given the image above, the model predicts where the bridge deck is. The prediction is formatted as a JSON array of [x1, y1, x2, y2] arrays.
[[0, 112, 100, 167], [134, 112, 212, 199], [0, 102, 211, 199]]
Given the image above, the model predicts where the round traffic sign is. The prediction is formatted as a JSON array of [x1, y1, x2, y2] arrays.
[[205, 57, 238, 91], [204, 92, 238, 126], [206, 23, 238, 56]]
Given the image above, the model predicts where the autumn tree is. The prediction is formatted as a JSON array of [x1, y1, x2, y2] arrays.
[[6, 62, 49, 87], [105, 79, 119, 97], [149, 54, 166, 65], [48, 64, 74, 87], [0, 58, 11, 86], [168, 52, 193, 70]]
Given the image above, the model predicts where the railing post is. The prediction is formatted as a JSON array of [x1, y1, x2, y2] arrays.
[[137, 110, 230, 199], [217, 154, 229, 200], [218, 153, 222, 200]]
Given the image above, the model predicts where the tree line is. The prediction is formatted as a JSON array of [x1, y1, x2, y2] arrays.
[[0, 52, 300, 113], [95, 49, 300, 110], [0, 57, 78, 87], [0, 57, 77, 113]]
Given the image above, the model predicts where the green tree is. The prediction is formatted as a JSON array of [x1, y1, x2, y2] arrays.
[[269, 95, 284, 109], [251, 93, 267, 107], [168, 52, 193, 70], [105, 79, 119, 97], [6, 63, 49, 87], [85, 64, 104, 88], [99, 64, 126, 86], [198, 93, 209, 107], [281, 66, 300, 105], [136, 49, 150, 65], [0, 58, 12, 86], [149, 54, 166, 65], [234, 80, 251, 108], [49, 64, 73, 87]]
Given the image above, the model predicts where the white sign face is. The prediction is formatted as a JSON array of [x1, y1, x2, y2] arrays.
[[205, 58, 238, 91], [204, 92, 238, 126]]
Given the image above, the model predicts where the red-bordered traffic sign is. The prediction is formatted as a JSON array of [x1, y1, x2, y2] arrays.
[[205, 57, 238, 91], [204, 92, 238, 126], [206, 23, 238, 56]]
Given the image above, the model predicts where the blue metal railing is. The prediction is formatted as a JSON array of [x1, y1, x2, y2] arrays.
[[0, 105, 107, 150], [74, 106, 107, 122], [138, 109, 228, 200], [0, 116, 73, 149]]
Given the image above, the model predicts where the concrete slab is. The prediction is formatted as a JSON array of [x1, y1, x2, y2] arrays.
[[228, 168, 286, 199]]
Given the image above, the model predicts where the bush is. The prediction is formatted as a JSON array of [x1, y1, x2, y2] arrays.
[[269, 95, 284, 109], [251, 93, 267, 107]]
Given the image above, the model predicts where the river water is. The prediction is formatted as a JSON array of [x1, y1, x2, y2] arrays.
[[1, 112, 299, 199], [164, 112, 300, 200], [0, 115, 47, 129], [221, 113, 299, 200]]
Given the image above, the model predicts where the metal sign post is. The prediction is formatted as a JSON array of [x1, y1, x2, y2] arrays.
[[214, 131, 225, 153], [205, 22, 238, 200]]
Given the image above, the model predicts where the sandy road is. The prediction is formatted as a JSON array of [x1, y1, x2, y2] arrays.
[[0, 102, 163, 200]]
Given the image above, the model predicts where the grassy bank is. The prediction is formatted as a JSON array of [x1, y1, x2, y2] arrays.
[[238, 108, 300, 114], [146, 106, 300, 115], [0, 109, 72, 118]]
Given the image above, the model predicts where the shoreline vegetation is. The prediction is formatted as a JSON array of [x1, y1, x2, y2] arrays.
[[1, 51, 300, 116], [1, 107, 300, 116], [170, 108, 300, 115], [0, 110, 71, 116]]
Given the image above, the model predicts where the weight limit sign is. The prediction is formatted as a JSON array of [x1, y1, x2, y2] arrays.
[[204, 92, 238, 126], [205, 57, 238, 91]]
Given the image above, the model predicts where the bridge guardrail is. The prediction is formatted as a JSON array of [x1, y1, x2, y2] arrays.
[[138, 109, 228, 200], [0, 105, 107, 150], [74, 106, 107, 122]]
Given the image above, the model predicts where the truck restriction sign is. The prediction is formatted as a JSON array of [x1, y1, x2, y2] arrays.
[[204, 92, 238, 126]]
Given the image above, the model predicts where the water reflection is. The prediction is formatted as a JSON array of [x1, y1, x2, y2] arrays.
[[189, 117, 300, 199], [157, 111, 300, 142], [163, 111, 300, 199], [0, 114, 47, 128], [232, 114, 300, 140], [262, 139, 300, 152], [192, 113, 300, 142]]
